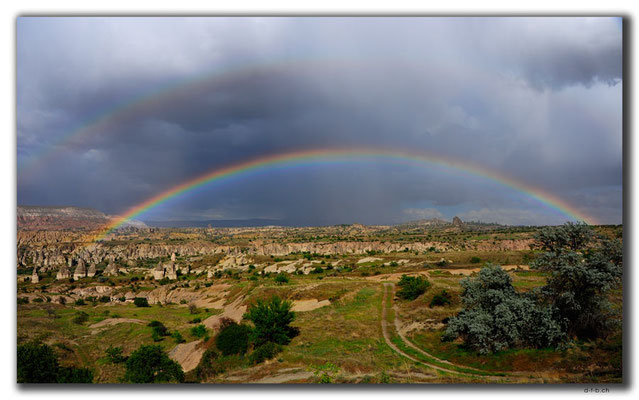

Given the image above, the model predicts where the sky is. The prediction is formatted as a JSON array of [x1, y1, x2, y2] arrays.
[[16, 17, 623, 226]]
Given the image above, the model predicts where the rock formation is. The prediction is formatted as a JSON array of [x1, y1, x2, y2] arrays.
[[56, 265, 70, 280], [103, 261, 119, 276], [87, 263, 97, 277], [31, 267, 39, 283], [452, 216, 464, 226], [73, 260, 87, 280]]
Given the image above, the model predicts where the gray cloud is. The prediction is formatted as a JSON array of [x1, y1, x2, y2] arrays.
[[17, 17, 623, 225]]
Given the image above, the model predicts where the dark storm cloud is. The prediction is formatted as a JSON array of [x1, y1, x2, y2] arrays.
[[17, 17, 623, 225]]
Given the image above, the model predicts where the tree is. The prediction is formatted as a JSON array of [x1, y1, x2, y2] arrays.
[[133, 297, 150, 307], [441, 265, 563, 354], [244, 296, 298, 346], [531, 223, 622, 339], [17, 342, 93, 383], [396, 275, 430, 300], [124, 345, 184, 383], [17, 342, 60, 383], [215, 322, 252, 356]]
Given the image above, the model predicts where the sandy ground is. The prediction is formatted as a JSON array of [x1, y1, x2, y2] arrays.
[[357, 257, 383, 264], [435, 264, 530, 276], [89, 318, 144, 329], [168, 339, 205, 372], [291, 299, 331, 312], [202, 296, 246, 329], [365, 271, 431, 282]]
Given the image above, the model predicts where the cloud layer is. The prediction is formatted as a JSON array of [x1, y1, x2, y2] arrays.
[[17, 17, 623, 225]]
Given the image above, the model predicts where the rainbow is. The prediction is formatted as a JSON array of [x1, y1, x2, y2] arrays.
[[91, 147, 596, 241]]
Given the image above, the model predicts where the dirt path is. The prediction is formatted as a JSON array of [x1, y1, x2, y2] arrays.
[[382, 283, 570, 382], [380, 283, 479, 378]]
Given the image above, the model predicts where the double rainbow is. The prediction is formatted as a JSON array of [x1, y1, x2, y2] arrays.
[[91, 147, 595, 242]]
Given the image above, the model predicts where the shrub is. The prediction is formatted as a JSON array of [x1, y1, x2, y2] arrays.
[[190, 317, 201, 324], [215, 322, 252, 356], [32, 297, 44, 303], [244, 296, 298, 346], [249, 342, 282, 364], [124, 345, 184, 383], [133, 297, 149, 307], [172, 331, 185, 344], [18, 342, 93, 383], [17, 342, 60, 383], [396, 275, 430, 300], [105, 345, 126, 363], [188, 303, 198, 314], [99, 295, 110, 303], [190, 324, 207, 338], [74, 298, 86, 306], [311, 266, 324, 274], [148, 321, 169, 338], [17, 297, 29, 305], [470, 256, 481, 264], [429, 290, 452, 307], [310, 362, 339, 384], [73, 311, 89, 325], [274, 273, 289, 284], [193, 348, 223, 381], [442, 265, 564, 354]]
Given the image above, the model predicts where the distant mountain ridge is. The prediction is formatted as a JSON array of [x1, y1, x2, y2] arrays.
[[17, 205, 146, 230]]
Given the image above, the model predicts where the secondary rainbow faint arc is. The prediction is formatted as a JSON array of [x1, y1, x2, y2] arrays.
[[91, 148, 596, 241]]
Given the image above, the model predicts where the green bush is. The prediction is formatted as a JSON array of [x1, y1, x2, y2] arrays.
[[133, 297, 150, 307], [470, 256, 481, 264], [215, 322, 251, 356], [18, 297, 29, 305], [74, 298, 86, 306], [429, 290, 452, 307], [73, 311, 89, 325], [193, 348, 223, 381], [190, 324, 207, 338], [244, 296, 298, 346], [99, 295, 110, 303], [18, 342, 93, 383], [105, 345, 126, 363], [249, 342, 282, 364], [396, 275, 430, 300], [189, 317, 201, 324], [442, 265, 564, 354], [32, 297, 44, 303], [172, 331, 186, 344], [274, 273, 289, 284], [124, 345, 184, 383]]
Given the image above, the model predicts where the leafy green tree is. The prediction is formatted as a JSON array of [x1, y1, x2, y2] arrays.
[[133, 297, 150, 307], [105, 345, 126, 363], [396, 275, 430, 300], [215, 322, 252, 356], [17, 342, 60, 383], [190, 324, 207, 338], [248, 342, 282, 364], [244, 296, 298, 346], [442, 265, 563, 354], [17, 342, 93, 383], [531, 223, 622, 339], [274, 273, 289, 284], [124, 345, 184, 383]]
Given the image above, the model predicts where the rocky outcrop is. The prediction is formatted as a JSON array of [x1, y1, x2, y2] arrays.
[[31, 267, 39, 283], [452, 216, 464, 226], [56, 265, 70, 280], [87, 263, 97, 277], [17, 205, 146, 231], [73, 261, 87, 280]]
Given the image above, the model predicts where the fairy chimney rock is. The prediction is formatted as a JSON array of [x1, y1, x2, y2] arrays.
[[31, 267, 39, 283]]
